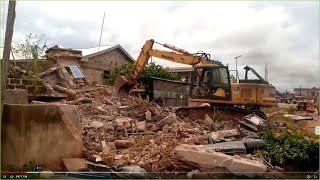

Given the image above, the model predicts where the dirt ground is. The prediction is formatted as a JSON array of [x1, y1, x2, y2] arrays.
[[263, 103, 319, 139]]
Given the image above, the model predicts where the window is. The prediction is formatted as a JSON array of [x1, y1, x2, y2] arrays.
[[103, 70, 110, 79], [219, 68, 229, 83], [65, 66, 84, 78]]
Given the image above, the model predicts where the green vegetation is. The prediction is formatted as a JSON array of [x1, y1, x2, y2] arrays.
[[106, 62, 178, 98], [8, 32, 47, 81], [1, 161, 40, 179], [7, 64, 21, 78], [26, 59, 47, 75], [105, 63, 134, 85], [257, 130, 319, 171], [285, 107, 296, 114]]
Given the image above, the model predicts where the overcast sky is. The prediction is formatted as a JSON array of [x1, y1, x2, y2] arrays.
[[1, 1, 319, 92]]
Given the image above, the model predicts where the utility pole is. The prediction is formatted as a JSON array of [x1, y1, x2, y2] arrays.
[[98, 11, 105, 52], [265, 63, 268, 81], [1, 0, 16, 118], [234, 55, 242, 82]]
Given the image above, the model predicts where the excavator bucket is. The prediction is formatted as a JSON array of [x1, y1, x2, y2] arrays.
[[114, 75, 136, 95]]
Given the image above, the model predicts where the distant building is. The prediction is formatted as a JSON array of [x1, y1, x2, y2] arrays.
[[78, 45, 135, 84], [293, 87, 319, 100], [166, 66, 193, 82]]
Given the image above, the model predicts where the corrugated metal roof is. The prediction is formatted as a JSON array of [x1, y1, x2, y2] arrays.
[[166, 66, 193, 72], [79, 45, 135, 63], [76, 45, 115, 56]]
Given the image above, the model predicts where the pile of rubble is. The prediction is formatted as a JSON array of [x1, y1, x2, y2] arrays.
[[70, 87, 274, 178]]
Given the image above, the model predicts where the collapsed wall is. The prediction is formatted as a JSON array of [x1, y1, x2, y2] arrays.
[[1, 104, 82, 167]]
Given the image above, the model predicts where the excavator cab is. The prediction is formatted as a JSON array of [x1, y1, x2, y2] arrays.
[[190, 65, 232, 101]]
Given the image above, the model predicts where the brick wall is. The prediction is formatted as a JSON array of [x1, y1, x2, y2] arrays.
[[88, 49, 132, 71], [9, 60, 48, 70], [6, 78, 46, 94], [82, 67, 104, 84], [83, 49, 133, 84]]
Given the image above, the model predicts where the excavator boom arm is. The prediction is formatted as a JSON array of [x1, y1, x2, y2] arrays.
[[130, 39, 211, 80], [116, 39, 212, 94]]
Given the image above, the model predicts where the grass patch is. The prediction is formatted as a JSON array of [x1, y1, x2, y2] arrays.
[[285, 107, 296, 114], [1, 161, 40, 179]]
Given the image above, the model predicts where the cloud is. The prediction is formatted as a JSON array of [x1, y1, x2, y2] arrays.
[[1, 1, 319, 91]]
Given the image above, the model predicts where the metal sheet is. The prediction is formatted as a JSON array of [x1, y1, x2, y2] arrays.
[[283, 114, 313, 121], [244, 113, 266, 126]]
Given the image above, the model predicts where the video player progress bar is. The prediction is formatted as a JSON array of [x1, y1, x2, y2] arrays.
[[3, 171, 318, 174]]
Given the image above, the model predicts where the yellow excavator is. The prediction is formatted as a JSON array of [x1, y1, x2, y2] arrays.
[[115, 39, 277, 119]]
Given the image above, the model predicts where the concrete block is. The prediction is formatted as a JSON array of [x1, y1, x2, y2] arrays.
[[62, 158, 87, 172], [228, 156, 267, 177], [1, 104, 82, 167], [59, 105, 80, 129], [173, 144, 267, 178]]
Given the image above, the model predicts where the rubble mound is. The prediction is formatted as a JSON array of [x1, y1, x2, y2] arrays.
[[73, 87, 273, 178]]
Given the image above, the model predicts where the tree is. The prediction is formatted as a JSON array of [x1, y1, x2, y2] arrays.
[[10, 33, 48, 76], [106, 62, 178, 99], [12, 33, 47, 60]]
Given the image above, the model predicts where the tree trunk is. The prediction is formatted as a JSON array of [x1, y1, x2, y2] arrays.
[[1, 0, 16, 117]]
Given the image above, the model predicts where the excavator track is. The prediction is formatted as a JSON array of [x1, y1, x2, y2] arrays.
[[175, 105, 267, 121]]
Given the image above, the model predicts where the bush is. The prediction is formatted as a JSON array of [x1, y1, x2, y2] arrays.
[[257, 130, 319, 171], [7, 64, 22, 78], [1, 161, 40, 179], [105, 62, 178, 98], [286, 107, 296, 114], [105, 63, 133, 85], [26, 60, 47, 75]]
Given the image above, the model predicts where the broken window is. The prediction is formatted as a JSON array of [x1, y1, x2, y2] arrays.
[[65, 66, 84, 78]]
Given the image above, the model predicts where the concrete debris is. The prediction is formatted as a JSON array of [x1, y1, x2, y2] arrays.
[[101, 140, 110, 156], [242, 113, 271, 132], [145, 110, 152, 121], [52, 85, 77, 100], [93, 155, 103, 162], [67, 97, 92, 105], [62, 158, 88, 171], [239, 121, 259, 132], [90, 121, 104, 129], [37, 66, 60, 78], [60, 86, 275, 178], [204, 114, 214, 129], [208, 128, 240, 144], [283, 114, 313, 121], [96, 106, 109, 114], [172, 144, 267, 178], [187, 169, 200, 179], [114, 140, 135, 148], [244, 113, 266, 126], [121, 165, 148, 178], [97, 115, 114, 121]]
